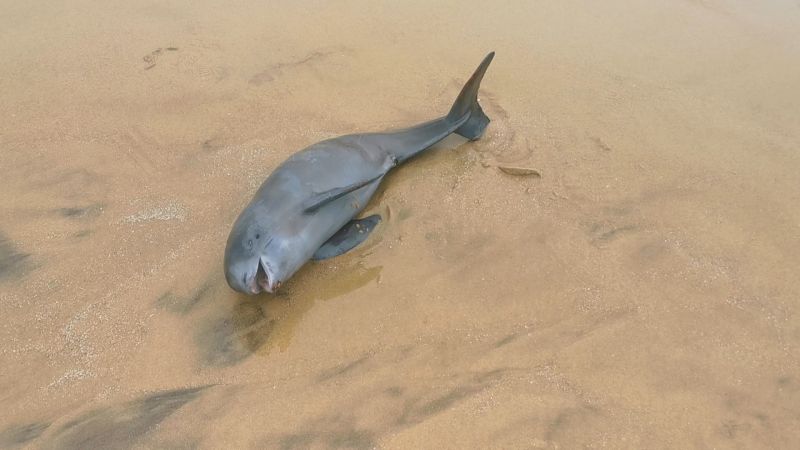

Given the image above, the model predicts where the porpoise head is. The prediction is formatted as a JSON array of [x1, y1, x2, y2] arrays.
[[224, 210, 285, 295]]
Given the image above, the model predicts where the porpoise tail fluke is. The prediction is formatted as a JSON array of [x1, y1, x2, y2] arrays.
[[447, 51, 495, 140]]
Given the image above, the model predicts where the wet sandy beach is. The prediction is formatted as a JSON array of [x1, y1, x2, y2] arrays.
[[2, 0, 800, 448]]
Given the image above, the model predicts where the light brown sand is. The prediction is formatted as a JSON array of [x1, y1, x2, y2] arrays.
[[1, 0, 799, 448]]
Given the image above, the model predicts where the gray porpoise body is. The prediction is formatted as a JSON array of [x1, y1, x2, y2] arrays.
[[224, 52, 495, 295]]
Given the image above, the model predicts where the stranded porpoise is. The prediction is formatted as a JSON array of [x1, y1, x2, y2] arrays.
[[224, 52, 495, 294]]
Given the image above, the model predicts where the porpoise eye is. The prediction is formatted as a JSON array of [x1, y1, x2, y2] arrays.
[[255, 233, 260, 239]]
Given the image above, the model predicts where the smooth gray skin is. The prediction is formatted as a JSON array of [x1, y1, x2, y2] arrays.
[[224, 52, 495, 295]]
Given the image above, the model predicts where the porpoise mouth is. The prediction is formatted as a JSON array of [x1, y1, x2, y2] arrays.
[[253, 258, 270, 294]]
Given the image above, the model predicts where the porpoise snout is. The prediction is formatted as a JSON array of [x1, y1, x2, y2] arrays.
[[224, 258, 263, 295]]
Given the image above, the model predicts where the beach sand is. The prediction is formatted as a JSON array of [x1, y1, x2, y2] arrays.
[[1, 0, 799, 448]]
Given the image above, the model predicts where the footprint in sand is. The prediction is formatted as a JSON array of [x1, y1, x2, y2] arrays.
[[143, 47, 179, 70]]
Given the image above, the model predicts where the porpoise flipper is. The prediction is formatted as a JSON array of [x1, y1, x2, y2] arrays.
[[311, 215, 381, 260], [302, 173, 386, 213]]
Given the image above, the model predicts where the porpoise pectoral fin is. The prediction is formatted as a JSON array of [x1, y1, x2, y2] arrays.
[[302, 174, 385, 213], [311, 215, 381, 261]]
